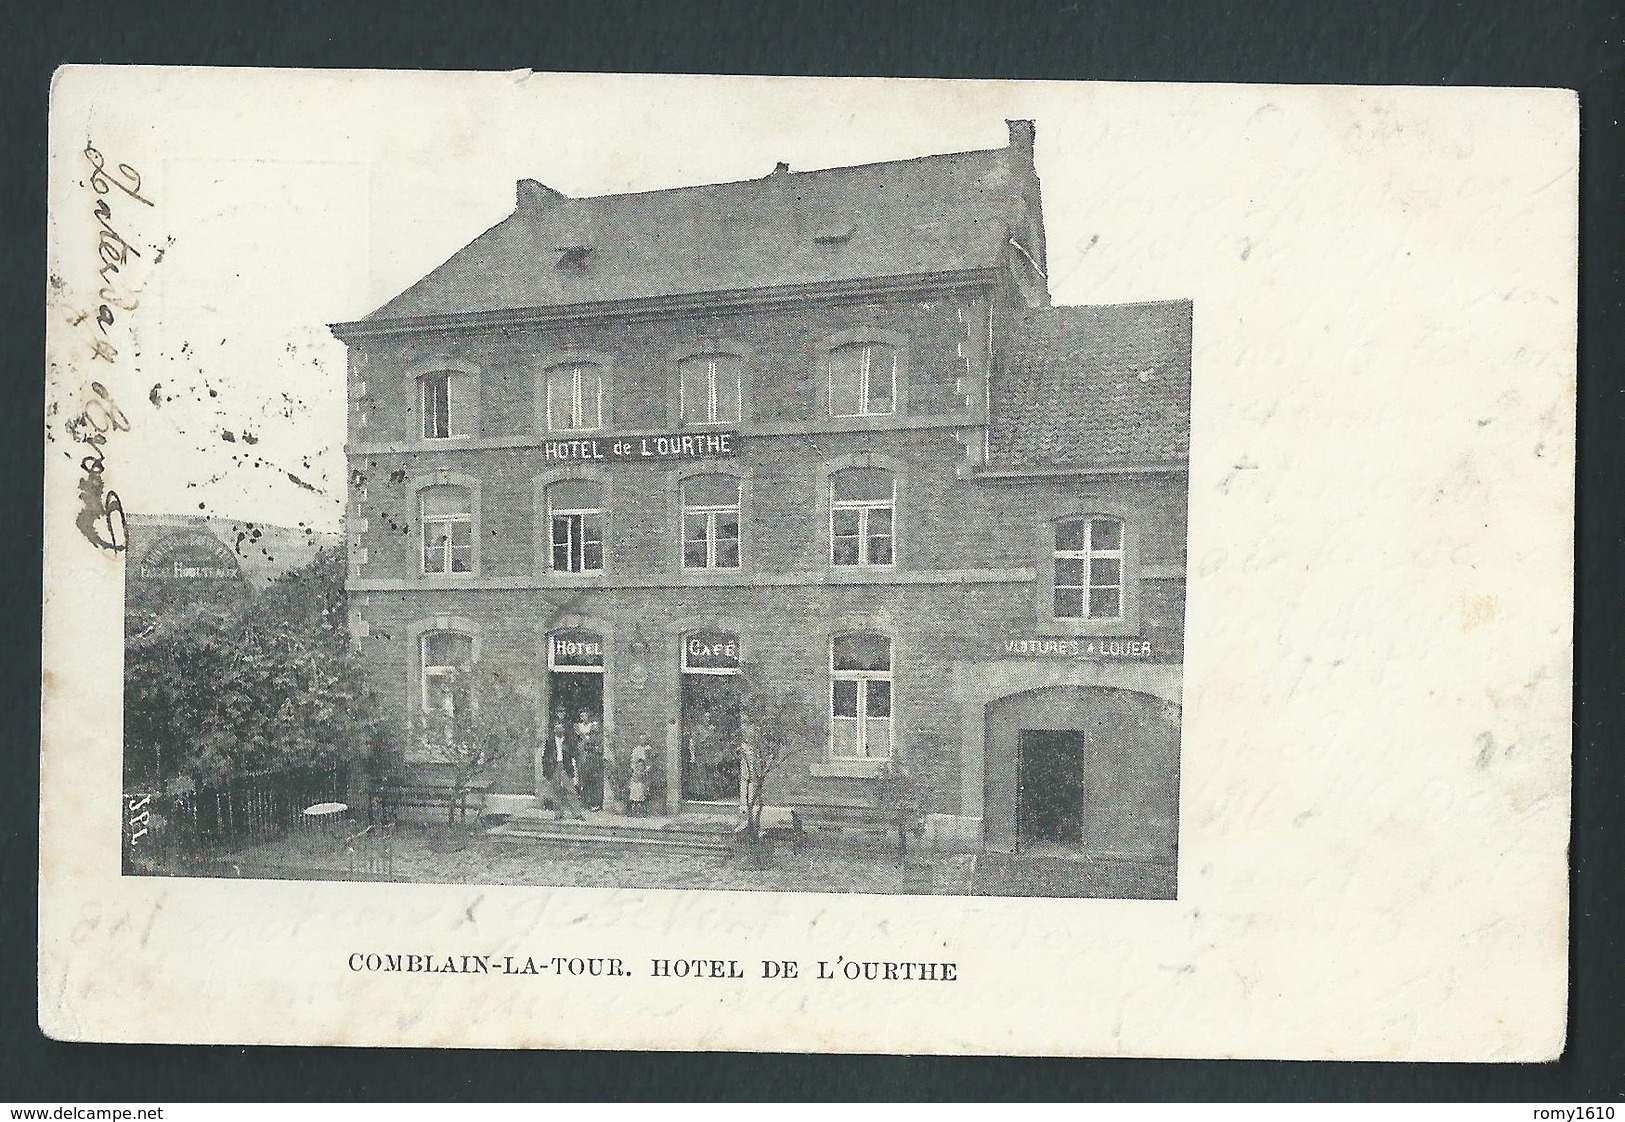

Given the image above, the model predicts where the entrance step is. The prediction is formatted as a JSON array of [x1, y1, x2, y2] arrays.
[[484, 794, 538, 816], [487, 808, 737, 852], [488, 823, 730, 853]]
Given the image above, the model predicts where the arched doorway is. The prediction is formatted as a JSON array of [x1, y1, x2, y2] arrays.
[[983, 685, 1180, 858]]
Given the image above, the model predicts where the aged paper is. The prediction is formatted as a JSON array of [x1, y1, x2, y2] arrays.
[[41, 69, 1574, 1058]]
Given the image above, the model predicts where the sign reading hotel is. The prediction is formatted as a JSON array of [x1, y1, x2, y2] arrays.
[[541, 430, 738, 464], [137, 532, 244, 583], [549, 630, 605, 670], [1001, 637, 1154, 660]]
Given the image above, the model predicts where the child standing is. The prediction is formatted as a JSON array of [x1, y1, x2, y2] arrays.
[[629, 741, 653, 816]]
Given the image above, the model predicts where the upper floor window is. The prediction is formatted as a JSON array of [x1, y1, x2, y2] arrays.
[[419, 369, 478, 439], [546, 362, 603, 432], [420, 630, 473, 713], [682, 474, 741, 569], [828, 342, 896, 418], [830, 633, 892, 760], [420, 372, 451, 439], [548, 478, 604, 573], [679, 354, 742, 425], [420, 485, 472, 575], [1054, 516, 1124, 620], [830, 468, 894, 567]]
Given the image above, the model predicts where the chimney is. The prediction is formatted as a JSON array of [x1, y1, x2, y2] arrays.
[[515, 178, 567, 215], [1006, 119, 1035, 152]]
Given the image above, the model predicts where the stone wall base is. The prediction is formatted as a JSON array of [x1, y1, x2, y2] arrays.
[[922, 813, 983, 853]]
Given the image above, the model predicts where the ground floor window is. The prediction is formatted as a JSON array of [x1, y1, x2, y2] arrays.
[[420, 630, 473, 714], [830, 632, 892, 759]]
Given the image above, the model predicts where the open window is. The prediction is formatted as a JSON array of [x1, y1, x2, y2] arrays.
[[419, 370, 481, 439], [548, 478, 605, 573], [419, 485, 473, 575]]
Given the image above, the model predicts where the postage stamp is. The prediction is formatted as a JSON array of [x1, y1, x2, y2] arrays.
[[40, 69, 1575, 1057]]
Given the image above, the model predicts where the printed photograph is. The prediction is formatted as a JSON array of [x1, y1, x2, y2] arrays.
[[119, 101, 1191, 899], [48, 68, 1575, 1059]]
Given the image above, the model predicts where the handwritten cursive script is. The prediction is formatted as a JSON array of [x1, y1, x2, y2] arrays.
[[68, 144, 153, 552]]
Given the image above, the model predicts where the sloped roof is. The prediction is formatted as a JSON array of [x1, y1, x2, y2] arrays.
[[988, 300, 1193, 469], [361, 146, 1035, 323]]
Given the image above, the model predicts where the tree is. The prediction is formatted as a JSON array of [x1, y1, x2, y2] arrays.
[[408, 659, 536, 822], [734, 662, 818, 864], [875, 756, 931, 862], [123, 546, 388, 791]]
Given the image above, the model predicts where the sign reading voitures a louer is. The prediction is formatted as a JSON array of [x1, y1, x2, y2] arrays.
[[1001, 637, 1154, 660], [540, 430, 738, 463]]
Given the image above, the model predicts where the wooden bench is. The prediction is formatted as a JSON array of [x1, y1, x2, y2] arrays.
[[764, 802, 892, 851], [373, 774, 492, 826]]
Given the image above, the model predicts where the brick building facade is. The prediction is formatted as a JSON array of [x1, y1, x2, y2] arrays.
[[330, 122, 1191, 859]]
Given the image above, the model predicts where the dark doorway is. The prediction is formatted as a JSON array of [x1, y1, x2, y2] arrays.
[[548, 672, 602, 733], [1017, 729, 1089, 846], [680, 673, 740, 803]]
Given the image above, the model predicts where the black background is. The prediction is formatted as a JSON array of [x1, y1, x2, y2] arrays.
[[3, 0, 1619, 1102]]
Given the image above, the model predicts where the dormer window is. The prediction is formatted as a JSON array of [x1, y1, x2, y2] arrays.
[[555, 245, 594, 270], [828, 342, 896, 417]]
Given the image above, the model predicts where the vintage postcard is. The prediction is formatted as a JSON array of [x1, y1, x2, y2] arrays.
[[41, 69, 1575, 1058]]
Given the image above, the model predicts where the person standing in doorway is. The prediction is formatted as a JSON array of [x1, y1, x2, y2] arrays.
[[575, 709, 604, 812], [547, 715, 584, 820]]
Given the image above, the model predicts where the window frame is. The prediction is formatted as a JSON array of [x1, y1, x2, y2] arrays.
[[828, 633, 894, 762], [827, 341, 898, 419], [1035, 511, 1142, 637], [829, 469, 896, 568], [419, 372, 452, 440], [419, 629, 474, 714], [1053, 516, 1126, 622], [678, 353, 743, 427], [404, 359, 480, 444], [681, 474, 743, 570], [419, 485, 474, 576], [545, 362, 605, 433], [547, 481, 606, 574]]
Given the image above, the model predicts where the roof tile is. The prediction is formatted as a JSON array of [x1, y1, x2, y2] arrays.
[[988, 301, 1193, 469]]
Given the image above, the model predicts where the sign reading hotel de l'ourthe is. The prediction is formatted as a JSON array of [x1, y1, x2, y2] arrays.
[[540, 430, 738, 464]]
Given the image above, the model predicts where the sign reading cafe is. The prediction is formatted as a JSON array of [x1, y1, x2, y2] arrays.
[[682, 631, 740, 675], [541, 430, 738, 464]]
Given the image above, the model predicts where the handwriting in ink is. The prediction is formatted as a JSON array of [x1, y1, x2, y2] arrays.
[[70, 145, 152, 551]]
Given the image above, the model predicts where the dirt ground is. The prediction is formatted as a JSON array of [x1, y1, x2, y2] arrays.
[[215, 822, 979, 895]]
